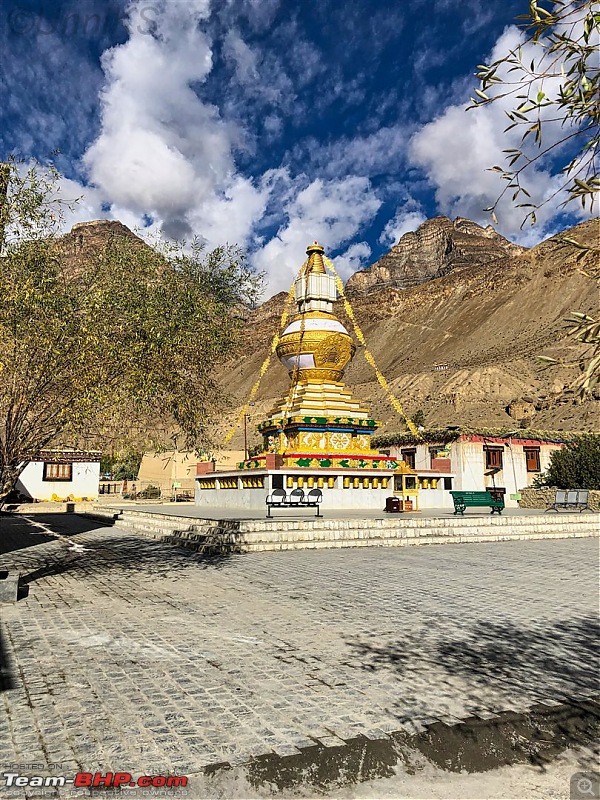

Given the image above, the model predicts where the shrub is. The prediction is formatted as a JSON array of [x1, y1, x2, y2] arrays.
[[138, 484, 161, 499], [538, 434, 600, 489]]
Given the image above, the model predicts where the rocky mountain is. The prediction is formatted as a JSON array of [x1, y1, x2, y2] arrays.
[[346, 216, 526, 295], [55, 220, 142, 275], [220, 216, 599, 449]]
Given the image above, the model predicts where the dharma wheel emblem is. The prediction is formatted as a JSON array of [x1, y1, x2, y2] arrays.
[[314, 334, 352, 369]]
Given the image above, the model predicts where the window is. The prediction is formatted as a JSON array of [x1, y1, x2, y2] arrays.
[[524, 448, 541, 472], [444, 477, 453, 490], [400, 449, 416, 469], [43, 462, 72, 482], [429, 447, 447, 467], [484, 448, 503, 469]]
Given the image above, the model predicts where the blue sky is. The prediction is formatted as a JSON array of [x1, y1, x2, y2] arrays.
[[0, 0, 590, 295]]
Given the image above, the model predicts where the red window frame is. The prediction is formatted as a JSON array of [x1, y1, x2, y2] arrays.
[[400, 449, 416, 469], [524, 448, 541, 472], [484, 448, 503, 469]]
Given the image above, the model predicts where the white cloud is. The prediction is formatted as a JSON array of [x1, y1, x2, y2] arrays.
[[379, 208, 427, 246], [295, 124, 411, 180], [223, 29, 260, 84], [81, 0, 268, 250], [409, 23, 593, 242], [187, 174, 272, 250], [40, 0, 290, 269], [253, 176, 381, 295], [333, 241, 372, 282]]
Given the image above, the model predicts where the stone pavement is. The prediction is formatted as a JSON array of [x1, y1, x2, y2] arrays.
[[0, 512, 598, 797]]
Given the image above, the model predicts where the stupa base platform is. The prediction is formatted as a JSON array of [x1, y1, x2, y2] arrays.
[[195, 467, 433, 510], [82, 505, 599, 553]]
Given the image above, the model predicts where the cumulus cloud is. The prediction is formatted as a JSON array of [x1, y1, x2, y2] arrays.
[[11, 0, 410, 294], [82, 0, 269, 249], [253, 176, 381, 295], [409, 23, 592, 242], [379, 206, 427, 246]]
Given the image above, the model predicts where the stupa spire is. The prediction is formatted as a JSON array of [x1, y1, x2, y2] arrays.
[[302, 241, 326, 275], [294, 241, 337, 315]]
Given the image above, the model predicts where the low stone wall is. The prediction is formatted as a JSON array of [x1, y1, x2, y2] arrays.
[[519, 487, 600, 511]]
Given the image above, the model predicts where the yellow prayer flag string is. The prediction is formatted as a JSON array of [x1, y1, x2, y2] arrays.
[[223, 280, 297, 446], [323, 255, 421, 439], [279, 291, 308, 438]]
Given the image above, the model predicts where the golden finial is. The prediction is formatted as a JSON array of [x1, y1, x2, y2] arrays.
[[303, 241, 326, 274]]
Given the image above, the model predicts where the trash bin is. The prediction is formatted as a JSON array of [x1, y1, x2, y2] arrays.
[[385, 496, 401, 513]]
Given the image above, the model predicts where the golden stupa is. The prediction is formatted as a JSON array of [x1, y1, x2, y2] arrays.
[[246, 242, 391, 471]]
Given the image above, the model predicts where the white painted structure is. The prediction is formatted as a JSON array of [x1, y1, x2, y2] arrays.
[[16, 450, 101, 501], [195, 465, 455, 513], [387, 434, 564, 509], [196, 469, 395, 512]]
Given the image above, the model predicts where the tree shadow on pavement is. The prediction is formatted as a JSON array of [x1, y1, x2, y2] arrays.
[[344, 614, 600, 709], [0, 512, 110, 555], [343, 615, 600, 768], [436, 616, 600, 697], [1, 515, 240, 588], [0, 515, 56, 555]]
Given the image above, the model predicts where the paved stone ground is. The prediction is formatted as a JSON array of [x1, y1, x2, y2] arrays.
[[0, 512, 598, 798]]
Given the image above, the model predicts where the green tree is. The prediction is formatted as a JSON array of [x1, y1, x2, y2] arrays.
[[469, 0, 599, 225], [0, 161, 261, 502], [412, 409, 426, 428], [100, 451, 143, 480], [538, 434, 600, 488]]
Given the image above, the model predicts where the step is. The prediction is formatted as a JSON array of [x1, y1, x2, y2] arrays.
[[82, 509, 599, 553], [115, 518, 196, 534], [134, 520, 597, 554]]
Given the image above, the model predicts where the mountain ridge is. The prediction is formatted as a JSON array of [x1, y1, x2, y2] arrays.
[[345, 215, 527, 295]]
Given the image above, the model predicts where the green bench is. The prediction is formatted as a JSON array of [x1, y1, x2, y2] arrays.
[[450, 490, 505, 515]]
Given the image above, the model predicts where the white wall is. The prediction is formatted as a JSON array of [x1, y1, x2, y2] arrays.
[[389, 439, 564, 509], [16, 461, 100, 501], [452, 442, 486, 492], [456, 441, 563, 506], [195, 469, 455, 512]]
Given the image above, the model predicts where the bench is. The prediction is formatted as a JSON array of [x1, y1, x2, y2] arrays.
[[450, 490, 504, 515], [266, 488, 323, 518], [546, 489, 592, 512]]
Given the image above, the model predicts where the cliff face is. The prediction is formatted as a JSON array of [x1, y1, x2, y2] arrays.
[[346, 216, 526, 295]]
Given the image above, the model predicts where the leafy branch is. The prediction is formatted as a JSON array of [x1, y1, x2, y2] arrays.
[[468, 0, 599, 226]]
